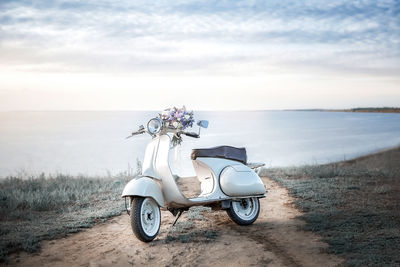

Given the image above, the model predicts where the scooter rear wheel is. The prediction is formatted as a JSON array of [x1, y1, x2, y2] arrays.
[[226, 197, 260, 225], [130, 197, 161, 242]]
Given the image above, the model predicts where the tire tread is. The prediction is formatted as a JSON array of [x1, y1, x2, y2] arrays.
[[130, 197, 160, 242], [226, 198, 260, 225]]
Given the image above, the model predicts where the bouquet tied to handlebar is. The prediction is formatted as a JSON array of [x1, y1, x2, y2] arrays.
[[159, 106, 195, 146]]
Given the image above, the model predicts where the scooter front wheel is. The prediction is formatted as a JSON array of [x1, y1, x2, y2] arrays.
[[130, 197, 161, 242], [227, 197, 260, 225]]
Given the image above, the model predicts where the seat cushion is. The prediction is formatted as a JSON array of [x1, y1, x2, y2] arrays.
[[191, 146, 247, 164]]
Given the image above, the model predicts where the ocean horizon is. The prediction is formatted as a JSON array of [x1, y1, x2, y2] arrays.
[[1, 110, 400, 177]]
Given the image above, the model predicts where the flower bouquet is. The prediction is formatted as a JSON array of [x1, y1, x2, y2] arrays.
[[159, 106, 195, 145]]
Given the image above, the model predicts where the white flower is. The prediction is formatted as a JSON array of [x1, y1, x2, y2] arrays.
[[172, 121, 179, 128]]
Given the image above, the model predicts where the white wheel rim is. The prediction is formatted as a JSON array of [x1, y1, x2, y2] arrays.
[[140, 198, 160, 236], [232, 198, 258, 221]]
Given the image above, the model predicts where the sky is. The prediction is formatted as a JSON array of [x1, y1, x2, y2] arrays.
[[0, 0, 399, 111]]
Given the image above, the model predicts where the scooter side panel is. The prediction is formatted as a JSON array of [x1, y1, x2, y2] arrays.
[[220, 165, 266, 197], [121, 177, 165, 207], [194, 157, 240, 199]]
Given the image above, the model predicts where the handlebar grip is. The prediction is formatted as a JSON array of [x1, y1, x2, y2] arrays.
[[126, 130, 145, 138], [184, 132, 200, 138]]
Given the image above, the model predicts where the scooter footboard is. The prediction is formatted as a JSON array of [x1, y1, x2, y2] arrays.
[[121, 177, 165, 207]]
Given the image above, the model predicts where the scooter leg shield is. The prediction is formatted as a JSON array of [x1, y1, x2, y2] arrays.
[[121, 177, 165, 207]]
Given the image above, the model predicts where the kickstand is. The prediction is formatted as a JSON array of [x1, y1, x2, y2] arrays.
[[172, 210, 184, 226]]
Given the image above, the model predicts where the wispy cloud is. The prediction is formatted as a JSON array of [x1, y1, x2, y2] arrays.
[[0, 0, 399, 76]]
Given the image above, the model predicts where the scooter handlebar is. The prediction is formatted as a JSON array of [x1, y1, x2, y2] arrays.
[[182, 131, 200, 138], [126, 129, 145, 139], [126, 127, 198, 139]]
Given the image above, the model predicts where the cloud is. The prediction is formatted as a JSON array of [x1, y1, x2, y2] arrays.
[[0, 0, 399, 76]]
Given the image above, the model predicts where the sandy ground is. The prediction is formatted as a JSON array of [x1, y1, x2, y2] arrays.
[[7, 177, 344, 267]]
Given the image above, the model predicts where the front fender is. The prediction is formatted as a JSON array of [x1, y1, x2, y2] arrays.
[[121, 177, 164, 207]]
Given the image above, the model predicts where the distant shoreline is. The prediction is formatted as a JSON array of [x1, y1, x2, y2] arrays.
[[285, 107, 400, 113], [1, 108, 400, 113]]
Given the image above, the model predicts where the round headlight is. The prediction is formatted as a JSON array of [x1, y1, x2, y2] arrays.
[[147, 118, 162, 135]]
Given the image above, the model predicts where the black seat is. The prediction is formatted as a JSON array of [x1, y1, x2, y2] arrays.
[[191, 146, 247, 164]]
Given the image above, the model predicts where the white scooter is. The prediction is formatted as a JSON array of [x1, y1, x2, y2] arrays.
[[122, 117, 266, 242]]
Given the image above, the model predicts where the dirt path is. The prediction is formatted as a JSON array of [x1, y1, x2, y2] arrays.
[[8, 178, 344, 267]]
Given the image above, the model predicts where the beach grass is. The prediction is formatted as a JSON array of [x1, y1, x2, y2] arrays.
[[260, 147, 400, 266], [0, 172, 135, 262]]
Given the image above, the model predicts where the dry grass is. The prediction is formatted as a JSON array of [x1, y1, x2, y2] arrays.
[[260, 147, 400, 266], [0, 172, 134, 262]]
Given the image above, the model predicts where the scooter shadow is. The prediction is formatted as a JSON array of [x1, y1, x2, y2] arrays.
[[160, 206, 219, 244], [160, 209, 296, 245]]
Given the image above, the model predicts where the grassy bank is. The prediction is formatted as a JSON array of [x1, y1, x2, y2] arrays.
[[260, 147, 400, 266], [0, 172, 134, 262], [2, 149, 399, 265]]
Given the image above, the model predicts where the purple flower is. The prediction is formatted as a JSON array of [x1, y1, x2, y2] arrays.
[[159, 105, 194, 130]]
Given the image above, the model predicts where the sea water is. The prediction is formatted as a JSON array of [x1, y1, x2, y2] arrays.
[[0, 111, 399, 177]]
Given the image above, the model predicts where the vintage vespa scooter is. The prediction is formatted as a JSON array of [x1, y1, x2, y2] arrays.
[[122, 116, 266, 242]]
